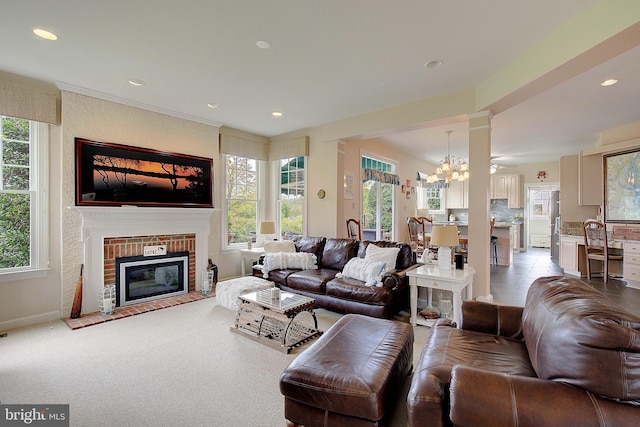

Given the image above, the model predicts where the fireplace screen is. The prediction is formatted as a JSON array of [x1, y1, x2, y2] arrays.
[[116, 251, 189, 306]]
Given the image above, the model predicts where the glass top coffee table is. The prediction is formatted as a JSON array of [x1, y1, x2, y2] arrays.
[[230, 289, 323, 353]]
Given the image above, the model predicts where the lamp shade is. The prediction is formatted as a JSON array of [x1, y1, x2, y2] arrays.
[[430, 225, 459, 247], [259, 221, 276, 235]]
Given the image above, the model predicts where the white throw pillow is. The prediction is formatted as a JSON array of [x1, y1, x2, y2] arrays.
[[263, 240, 296, 253], [261, 252, 317, 278], [365, 243, 400, 273], [335, 257, 386, 287]]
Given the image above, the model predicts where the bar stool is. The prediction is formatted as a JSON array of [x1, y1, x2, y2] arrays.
[[490, 218, 498, 265]]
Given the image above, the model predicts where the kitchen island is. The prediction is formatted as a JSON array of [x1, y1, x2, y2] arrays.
[[433, 221, 515, 266]]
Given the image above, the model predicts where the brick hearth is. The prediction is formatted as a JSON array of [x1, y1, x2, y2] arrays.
[[64, 290, 215, 330]]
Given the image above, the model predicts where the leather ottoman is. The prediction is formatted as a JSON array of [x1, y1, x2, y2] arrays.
[[280, 313, 414, 427]]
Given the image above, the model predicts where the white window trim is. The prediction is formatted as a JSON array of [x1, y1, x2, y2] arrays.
[[222, 154, 264, 252], [0, 122, 50, 282], [275, 156, 307, 238]]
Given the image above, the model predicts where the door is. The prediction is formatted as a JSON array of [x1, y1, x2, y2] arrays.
[[524, 183, 559, 251], [362, 180, 394, 240]]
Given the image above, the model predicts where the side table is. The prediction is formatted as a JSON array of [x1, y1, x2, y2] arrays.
[[239, 247, 265, 276], [406, 264, 475, 327]]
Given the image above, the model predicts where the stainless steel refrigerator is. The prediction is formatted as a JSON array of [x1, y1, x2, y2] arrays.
[[550, 190, 561, 260]]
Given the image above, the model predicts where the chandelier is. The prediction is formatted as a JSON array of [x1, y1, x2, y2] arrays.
[[426, 130, 470, 187]]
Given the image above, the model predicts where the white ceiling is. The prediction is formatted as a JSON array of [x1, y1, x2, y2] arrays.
[[2, 1, 638, 166]]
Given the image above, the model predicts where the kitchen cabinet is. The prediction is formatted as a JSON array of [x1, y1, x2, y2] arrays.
[[446, 180, 468, 209], [507, 174, 522, 208], [511, 224, 520, 252], [578, 152, 602, 206], [623, 241, 640, 289], [491, 175, 508, 199], [560, 235, 582, 277]]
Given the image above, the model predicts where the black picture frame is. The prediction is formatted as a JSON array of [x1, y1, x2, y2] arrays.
[[75, 138, 214, 208], [604, 147, 640, 223]]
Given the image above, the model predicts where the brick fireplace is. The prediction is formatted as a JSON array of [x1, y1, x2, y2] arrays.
[[75, 207, 213, 314], [104, 233, 196, 294]]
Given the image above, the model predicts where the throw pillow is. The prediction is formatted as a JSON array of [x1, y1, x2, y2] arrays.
[[364, 243, 400, 273], [335, 257, 386, 287], [262, 252, 317, 278], [263, 240, 296, 253]]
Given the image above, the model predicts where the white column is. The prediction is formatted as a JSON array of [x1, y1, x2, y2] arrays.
[[467, 111, 493, 301]]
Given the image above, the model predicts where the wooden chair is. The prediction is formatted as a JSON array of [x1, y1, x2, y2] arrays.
[[407, 217, 426, 253], [346, 218, 362, 240], [418, 216, 433, 246], [582, 220, 622, 284], [490, 218, 498, 265]]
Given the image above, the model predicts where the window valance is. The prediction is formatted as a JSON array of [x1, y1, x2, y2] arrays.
[[362, 168, 400, 185], [219, 127, 269, 160], [219, 127, 309, 161], [0, 81, 58, 124]]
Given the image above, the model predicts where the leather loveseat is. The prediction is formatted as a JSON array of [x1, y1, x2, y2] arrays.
[[407, 276, 640, 427], [252, 236, 415, 319]]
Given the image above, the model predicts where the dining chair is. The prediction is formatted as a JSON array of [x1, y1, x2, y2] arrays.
[[490, 218, 498, 265], [407, 217, 426, 253], [582, 220, 622, 284], [346, 218, 362, 240]]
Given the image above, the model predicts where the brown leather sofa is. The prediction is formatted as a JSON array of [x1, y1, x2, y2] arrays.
[[407, 276, 640, 427], [252, 236, 415, 318]]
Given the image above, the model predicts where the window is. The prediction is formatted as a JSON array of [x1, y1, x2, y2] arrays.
[[361, 156, 395, 241], [279, 156, 305, 237], [0, 115, 48, 279], [417, 186, 445, 214], [225, 155, 258, 246]]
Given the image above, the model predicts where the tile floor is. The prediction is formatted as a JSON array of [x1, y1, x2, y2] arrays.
[[490, 247, 640, 315]]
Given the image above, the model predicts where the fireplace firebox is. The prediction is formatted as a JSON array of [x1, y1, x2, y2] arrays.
[[115, 251, 189, 306]]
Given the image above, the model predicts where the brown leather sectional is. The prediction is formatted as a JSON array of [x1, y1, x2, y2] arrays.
[[252, 236, 415, 319], [407, 276, 640, 426]]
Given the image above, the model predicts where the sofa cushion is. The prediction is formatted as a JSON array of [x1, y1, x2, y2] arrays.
[[364, 243, 400, 273], [285, 268, 339, 295], [263, 240, 296, 253], [358, 240, 413, 270], [321, 238, 358, 271], [335, 257, 386, 286], [523, 276, 640, 403], [295, 236, 326, 265], [261, 252, 317, 278], [326, 278, 394, 305]]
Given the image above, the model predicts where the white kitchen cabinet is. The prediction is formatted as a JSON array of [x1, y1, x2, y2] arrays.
[[507, 174, 522, 208], [446, 180, 468, 209], [560, 235, 581, 277], [511, 224, 520, 252], [623, 241, 640, 289], [491, 175, 508, 199]]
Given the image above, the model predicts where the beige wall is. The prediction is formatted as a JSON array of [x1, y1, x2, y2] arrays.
[[0, 91, 223, 329], [342, 138, 436, 243]]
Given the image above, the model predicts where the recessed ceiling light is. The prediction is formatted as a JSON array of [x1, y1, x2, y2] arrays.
[[272, 111, 283, 117], [600, 78, 618, 87], [256, 40, 271, 49], [424, 60, 444, 69], [207, 102, 220, 109], [33, 28, 58, 41], [128, 78, 146, 87]]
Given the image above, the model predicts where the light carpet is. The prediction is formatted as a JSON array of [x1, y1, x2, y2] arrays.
[[0, 297, 430, 426]]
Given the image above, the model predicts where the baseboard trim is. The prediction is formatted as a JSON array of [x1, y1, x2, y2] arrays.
[[0, 311, 60, 333]]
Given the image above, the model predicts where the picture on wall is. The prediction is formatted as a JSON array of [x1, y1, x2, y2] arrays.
[[75, 138, 214, 207], [604, 147, 640, 222]]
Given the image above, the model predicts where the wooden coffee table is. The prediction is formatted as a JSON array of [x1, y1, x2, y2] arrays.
[[230, 289, 322, 353]]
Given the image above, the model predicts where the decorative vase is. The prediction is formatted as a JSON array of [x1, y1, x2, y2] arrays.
[[201, 270, 214, 295]]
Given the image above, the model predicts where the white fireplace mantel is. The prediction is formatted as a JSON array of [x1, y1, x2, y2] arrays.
[[72, 206, 215, 313]]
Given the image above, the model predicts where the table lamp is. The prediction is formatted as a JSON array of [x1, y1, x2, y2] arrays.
[[430, 225, 459, 270], [259, 221, 276, 241]]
